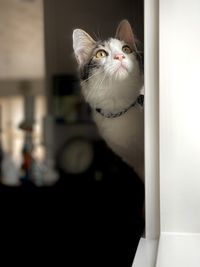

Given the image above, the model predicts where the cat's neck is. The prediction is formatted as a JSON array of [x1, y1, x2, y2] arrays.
[[95, 94, 144, 118], [82, 74, 143, 112]]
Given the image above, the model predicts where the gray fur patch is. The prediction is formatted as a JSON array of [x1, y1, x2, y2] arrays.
[[80, 58, 100, 81], [80, 42, 104, 81]]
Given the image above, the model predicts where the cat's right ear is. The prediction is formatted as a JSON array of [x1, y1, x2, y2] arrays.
[[73, 29, 96, 65], [115, 20, 136, 50]]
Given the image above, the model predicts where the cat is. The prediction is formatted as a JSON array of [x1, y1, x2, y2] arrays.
[[72, 20, 144, 180]]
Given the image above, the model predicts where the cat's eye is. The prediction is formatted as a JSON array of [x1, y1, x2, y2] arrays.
[[95, 50, 107, 59], [122, 45, 133, 54]]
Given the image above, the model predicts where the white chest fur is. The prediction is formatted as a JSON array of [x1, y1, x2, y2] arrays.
[[93, 105, 144, 180]]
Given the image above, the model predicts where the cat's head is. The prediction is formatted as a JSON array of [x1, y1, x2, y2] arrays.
[[72, 20, 142, 109]]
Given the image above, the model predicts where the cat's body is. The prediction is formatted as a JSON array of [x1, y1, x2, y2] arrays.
[[73, 20, 144, 180], [93, 99, 144, 179]]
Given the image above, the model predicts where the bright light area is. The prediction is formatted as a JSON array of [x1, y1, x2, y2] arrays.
[[0, 95, 46, 167]]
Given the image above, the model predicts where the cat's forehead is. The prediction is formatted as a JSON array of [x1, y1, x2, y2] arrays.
[[97, 38, 125, 50]]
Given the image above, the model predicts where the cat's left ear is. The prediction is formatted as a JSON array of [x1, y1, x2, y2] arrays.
[[73, 29, 96, 66], [115, 20, 136, 49]]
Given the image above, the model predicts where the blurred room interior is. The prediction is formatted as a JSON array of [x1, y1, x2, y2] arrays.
[[0, 0, 144, 266]]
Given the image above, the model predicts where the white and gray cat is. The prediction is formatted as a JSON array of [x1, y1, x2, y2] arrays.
[[72, 20, 144, 180]]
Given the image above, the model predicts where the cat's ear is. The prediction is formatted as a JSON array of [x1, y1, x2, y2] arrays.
[[73, 29, 96, 65], [115, 20, 136, 49]]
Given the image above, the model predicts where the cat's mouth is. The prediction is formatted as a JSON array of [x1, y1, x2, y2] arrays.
[[116, 62, 128, 71], [113, 62, 129, 78], [120, 63, 128, 71]]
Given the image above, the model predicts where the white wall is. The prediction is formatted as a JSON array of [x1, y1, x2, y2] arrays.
[[144, 0, 160, 239], [160, 0, 200, 233]]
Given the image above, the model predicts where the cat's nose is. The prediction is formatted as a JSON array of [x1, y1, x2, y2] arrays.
[[114, 54, 125, 61]]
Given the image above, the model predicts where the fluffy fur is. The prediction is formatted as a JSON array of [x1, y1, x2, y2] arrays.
[[72, 20, 144, 180]]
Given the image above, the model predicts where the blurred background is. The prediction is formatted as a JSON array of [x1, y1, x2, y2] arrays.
[[0, 0, 144, 266]]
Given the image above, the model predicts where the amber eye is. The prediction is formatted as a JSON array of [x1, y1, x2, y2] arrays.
[[95, 50, 107, 59], [122, 45, 133, 54]]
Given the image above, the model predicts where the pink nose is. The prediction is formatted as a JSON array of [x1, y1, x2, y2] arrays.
[[114, 54, 125, 61]]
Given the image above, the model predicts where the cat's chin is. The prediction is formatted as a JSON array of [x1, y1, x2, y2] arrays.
[[107, 61, 132, 80], [112, 67, 129, 81]]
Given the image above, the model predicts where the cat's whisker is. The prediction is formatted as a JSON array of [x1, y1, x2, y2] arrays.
[[98, 68, 109, 85], [81, 69, 105, 84], [97, 72, 107, 89], [104, 65, 118, 82], [93, 72, 106, 90], [93, 29, 103, 42]]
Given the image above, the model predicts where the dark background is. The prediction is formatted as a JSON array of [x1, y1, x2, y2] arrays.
[[0, 0, 144, 266]]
